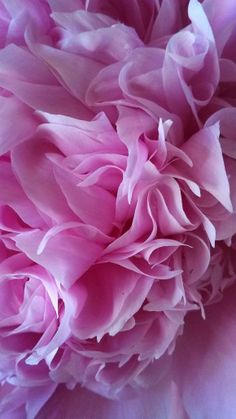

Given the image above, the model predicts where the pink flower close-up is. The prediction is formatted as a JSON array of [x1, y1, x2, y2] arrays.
[[0, 0, 236, 417]]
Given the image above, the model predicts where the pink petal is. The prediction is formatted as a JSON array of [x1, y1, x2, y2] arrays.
[[203, 0, 236, 55], [15, 227, 106, 288], [53, 164, 116, 234], [26, 28, 103, 105], [172, 284, 236, 418], [12, 139, 75, 224], [0, 44, 90, 118], [181, 123, 233, 212], [37, 379, 173, 419], [72, 263, 153, 339], [0, 96, 38, 155], [48, 0, 84, 12], [0, 162, 44, 228], [54, 11, 143, 63]]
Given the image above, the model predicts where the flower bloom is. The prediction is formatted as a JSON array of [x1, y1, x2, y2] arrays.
[[0, 0, 236, 418]]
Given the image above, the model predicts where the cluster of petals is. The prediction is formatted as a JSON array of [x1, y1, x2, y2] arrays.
[[0, 0, 236, 418]]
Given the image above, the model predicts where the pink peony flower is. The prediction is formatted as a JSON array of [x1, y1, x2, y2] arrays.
[[0, 0, 236, 417]]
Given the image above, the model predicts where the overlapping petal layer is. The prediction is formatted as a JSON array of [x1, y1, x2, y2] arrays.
[[0, 0, 236, 418]]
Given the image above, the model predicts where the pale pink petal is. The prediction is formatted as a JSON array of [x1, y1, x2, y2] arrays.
[[181, 124, 232, 211], [0, 44, 91, 118], [0, 96, 38, 155], [15, 227, 106, 288], [172, 284, 236, 419], [12, 139, 75, 224], [37, 378, 173, 419], [203, 0, 236, 56], [26, 28, 104, 104], [53, 164, 116, 234], [0, 162, 44, 229], [48, 0, 85, 12], [2, 0, 51, 45], [54, 11, 143, 63], [0, 0, 235, 417], [85, 0, 156, 41]]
